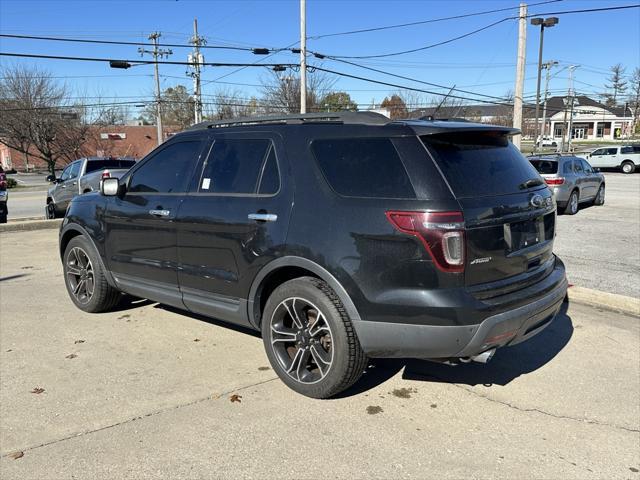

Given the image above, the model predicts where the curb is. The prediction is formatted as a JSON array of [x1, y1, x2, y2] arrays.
[[568, 285, 640, 318], [0, 219, 62, 233]]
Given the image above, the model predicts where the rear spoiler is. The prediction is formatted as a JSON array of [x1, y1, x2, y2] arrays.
[[392, 119, 520, 137]]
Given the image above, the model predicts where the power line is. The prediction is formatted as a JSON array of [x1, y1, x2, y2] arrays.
[[309, 0, 562, 39], [323, 3, 640, 60], [0, 33, 266, 52], [326, 18, 511, 59], [0, 52, 297, 69]]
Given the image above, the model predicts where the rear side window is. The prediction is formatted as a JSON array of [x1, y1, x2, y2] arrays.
[[422, 133, 541, 198], [563, 161, 574, 174], [129, 141, 201, 193], [311, 137, 415, 198], [199, 139, 278, 194], [86, 159, 136, 173], [530, 160, 558, 174]]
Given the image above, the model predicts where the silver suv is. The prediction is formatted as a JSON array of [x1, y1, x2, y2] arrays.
[[529, 155, 605, 215]]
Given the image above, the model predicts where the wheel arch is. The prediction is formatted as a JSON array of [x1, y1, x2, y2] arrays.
[[60, 223, 116, 288], [248, 257, 362, 329]]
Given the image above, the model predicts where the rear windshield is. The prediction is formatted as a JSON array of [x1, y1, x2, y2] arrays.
[[311, 137, 415, 198], [529, 159, 558, 174], [85, 159, 136, 174], [421, 133, 542, 198]]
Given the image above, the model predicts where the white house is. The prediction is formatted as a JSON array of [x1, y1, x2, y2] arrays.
[[544, 96, 634, 141]]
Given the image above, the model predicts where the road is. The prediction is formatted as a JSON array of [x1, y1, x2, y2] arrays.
[[5, 188, 47, 221], [554, 172, 640, 298], [0, 229, 638, 479]]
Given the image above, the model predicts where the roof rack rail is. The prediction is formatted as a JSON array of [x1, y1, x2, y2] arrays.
[[419, 116, 471, 122], [187, 111, 389, 130]]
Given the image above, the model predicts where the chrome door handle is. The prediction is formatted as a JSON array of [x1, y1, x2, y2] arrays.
[[149, 209, 171, 217], [248, 213, 277, 222]]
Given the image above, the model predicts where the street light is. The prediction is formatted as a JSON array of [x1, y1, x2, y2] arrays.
[[531, 16, 559, 152]]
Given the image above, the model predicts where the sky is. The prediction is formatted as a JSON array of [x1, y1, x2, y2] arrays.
[[0, 0, 639, 115]]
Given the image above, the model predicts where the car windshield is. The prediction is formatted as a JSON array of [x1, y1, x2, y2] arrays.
[[85, 159, 136, 174], [530, 160, 558, 174]]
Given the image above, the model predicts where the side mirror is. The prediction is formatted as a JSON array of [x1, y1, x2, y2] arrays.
[[593, 167, 600, 172], [46, 174, 56, 183], [101, 177, 120, 196]]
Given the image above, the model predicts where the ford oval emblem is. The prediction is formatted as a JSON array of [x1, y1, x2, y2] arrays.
[[530, 194, 544, 208]]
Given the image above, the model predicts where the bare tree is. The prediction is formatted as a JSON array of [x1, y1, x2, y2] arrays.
[[94, 104, 130, 126], [205, 88, 261, 120], [260, 70, 335, 114], [0, 65, 90, 174], [143, 85, 195, 129], [605, 63, 627, 106], [380, 94, 408, 119], [629, 67, 640, 136]]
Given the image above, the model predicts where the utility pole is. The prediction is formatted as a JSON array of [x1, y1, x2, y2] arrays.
[[566, 65, 578, 152], [300, 0, 307, 114], [139, 33, 172, 145], [540, 60, 558, 139], [188, 18, 206, 125], [512, 3, 527, 150]]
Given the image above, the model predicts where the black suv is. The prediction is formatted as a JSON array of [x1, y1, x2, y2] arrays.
[[59, 112, 567, 398]]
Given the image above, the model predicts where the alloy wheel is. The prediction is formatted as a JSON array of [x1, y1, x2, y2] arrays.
[[269, 297, 334, 384], [569, 193, 578, 214], [597, 185, 605, 204], [66, 247, 95, 304]]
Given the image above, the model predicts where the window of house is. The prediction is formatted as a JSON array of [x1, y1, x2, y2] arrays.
[[128, 141, 201, 193], [199, 139, 278, 194]]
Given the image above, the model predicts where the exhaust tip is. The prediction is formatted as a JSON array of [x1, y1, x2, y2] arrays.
[[470, 348, 496, 364]]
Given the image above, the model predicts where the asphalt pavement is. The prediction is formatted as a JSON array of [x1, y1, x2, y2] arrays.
[[0, 229, 638, 479], [554, 172, 640, 298]]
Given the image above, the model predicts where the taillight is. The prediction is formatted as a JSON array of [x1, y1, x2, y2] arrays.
[[101, 169, 111, 179], [544, 178, 565, 185], [385, 211, 465, 273]]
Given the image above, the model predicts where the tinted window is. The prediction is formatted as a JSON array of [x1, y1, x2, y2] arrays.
[[592, 149, 605, 156], [581, 160, 593, 173], [311, 138, 415, 198], [530, 160, 558, 174], [573, 160, 584, 173], [422, 133, 541, 197], [129, 141, 200, 193], [606, 148, 618, 155], [86, 159, 136, 173], [258, 147, 280, 194], [563, 161, 574, 174], [200, 139, 272, 194]]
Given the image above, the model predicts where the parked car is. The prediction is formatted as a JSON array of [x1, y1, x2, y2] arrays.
[[46, 157, 136, 218], [59, 112, 567, 398], [529, 155, 605, 215], [578, 145, 640, 173], [536, 135, 557, 147]]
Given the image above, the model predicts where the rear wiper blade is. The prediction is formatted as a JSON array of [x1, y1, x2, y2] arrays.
[[519, 178, 544, 189]]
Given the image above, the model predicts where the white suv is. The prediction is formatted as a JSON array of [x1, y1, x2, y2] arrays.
[[581, 145, 640, 174]]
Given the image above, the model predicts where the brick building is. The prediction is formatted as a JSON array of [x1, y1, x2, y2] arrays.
[[0, 125, 179, 171]]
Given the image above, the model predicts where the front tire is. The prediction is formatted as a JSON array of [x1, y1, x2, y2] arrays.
[[563, 190, 579, 215], [46, 202, 58, 219], [261, 277, 367, 399], [621, 161, 635, 174], [63, 236, 120, 313]]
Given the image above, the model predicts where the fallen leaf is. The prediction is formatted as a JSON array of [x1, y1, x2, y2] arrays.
[[9, 451, 24, 460], [366, 405, 383, 415], [30, 387, 45, 394], [21, 266, 33, 270], [65, 353, 77, 359], [430, 403, 438, 408], [258, 366, 270, 371], [118, 314, 130, 320], [230, 394, 242, 403], [193, 338, 201, 342], [6, 349, 12, 352], [74, 340, 85, 344]]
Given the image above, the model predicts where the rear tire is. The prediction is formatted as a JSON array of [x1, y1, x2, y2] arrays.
[[563, 190, 579, 215], [621, 161, 635, 174], [63, 235, 120, 313], [261, 276, 368, 399], [593, 184, 605, 206]]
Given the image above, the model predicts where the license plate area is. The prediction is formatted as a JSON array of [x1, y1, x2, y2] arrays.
[[505, 217, 545, 252]]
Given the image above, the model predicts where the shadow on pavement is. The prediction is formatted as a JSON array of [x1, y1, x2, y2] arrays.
[[0, 273, 31, 282], [339, 301, 573, 397]]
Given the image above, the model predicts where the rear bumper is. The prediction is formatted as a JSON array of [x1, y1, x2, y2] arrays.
[[352, 259, 568, 359]]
